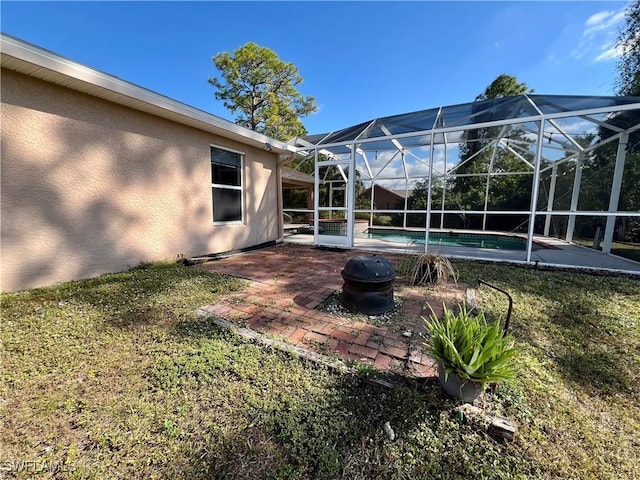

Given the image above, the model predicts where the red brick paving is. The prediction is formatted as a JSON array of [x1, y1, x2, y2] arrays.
[[197, 243, 465, 377]]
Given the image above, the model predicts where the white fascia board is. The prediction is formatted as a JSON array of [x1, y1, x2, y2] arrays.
[[0, 34, 296, 156]]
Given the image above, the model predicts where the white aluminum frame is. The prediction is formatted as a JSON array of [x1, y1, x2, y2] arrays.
[[294, 95, 640, 267]]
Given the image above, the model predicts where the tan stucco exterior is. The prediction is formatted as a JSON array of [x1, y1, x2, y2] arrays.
[[1, 69, 281, 291]]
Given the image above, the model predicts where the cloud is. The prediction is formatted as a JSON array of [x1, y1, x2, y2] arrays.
[[594, 44, 623, 62], [584, 10, 625, 34], [354, 144, 460, 189], [572, 8, 626, 63]]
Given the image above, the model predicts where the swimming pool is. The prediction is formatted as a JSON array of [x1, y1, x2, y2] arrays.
[[361, 228, 534, 251]]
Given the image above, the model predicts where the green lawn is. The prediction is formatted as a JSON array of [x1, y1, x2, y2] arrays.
[[611, 243, 640, 262], [2, 260, 639, 479], [573, 237, 640, 262]]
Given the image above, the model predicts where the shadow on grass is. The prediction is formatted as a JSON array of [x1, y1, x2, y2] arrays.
[[4, 262, 248, 331], [541, 284, 638, 397], [166, 318, 543, 480], [454, 260, 639, 399], [611, 245, 640, 262]]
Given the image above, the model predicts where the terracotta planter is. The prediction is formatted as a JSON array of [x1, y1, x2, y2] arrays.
[[437, 363, 484, 404]]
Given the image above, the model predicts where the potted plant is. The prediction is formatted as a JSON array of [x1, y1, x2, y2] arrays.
[[423, 303, 519, 403], [398, 251, 457, 286]]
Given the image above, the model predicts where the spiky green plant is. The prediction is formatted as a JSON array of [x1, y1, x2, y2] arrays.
[[424, 303, 519, 388]]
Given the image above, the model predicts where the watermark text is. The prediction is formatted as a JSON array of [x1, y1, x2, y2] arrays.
[[1, 460, 77, 473]]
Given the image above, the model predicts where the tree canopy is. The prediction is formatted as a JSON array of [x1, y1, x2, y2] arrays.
[[615, 0, 640, 96], [598, 0, 640, 241], [209, 42, 317, 141], [475, 74, 531, 101], [447, 75, 533, 229]]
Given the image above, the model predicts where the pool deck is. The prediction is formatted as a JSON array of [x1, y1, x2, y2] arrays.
[[284, 231, 640, 274]]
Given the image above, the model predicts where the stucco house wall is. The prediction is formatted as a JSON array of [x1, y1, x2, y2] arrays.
[[1, 67, 281, 292]]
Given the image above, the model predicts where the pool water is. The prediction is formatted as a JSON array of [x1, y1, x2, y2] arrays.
[[361, 228, 532, 251]]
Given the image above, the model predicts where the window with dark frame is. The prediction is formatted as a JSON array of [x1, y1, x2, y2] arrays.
[[211, 146, 243, 223]]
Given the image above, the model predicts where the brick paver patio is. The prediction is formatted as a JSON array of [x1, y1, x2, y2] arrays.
[[197, 243, 466, 377]]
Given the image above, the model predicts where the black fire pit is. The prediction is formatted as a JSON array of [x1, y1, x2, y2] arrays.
[[341, 254, 396, 315]]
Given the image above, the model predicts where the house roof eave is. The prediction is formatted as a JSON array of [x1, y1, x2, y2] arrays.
[[0, 33, 297, 156]]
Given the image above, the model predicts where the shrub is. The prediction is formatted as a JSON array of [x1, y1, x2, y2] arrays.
[[424, 303, 519, 389], [398, 252, 457, 286]]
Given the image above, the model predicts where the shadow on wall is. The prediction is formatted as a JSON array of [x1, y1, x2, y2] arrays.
[[0, 71, 274, 291]]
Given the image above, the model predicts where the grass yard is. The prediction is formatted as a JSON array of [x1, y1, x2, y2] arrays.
[[573, 237, 640, 262], [610, 242, 640, 262], [1, 260, 639, 479]]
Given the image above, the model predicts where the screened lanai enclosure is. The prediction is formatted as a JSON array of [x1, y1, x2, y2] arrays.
[[284, 94, 640, 272]]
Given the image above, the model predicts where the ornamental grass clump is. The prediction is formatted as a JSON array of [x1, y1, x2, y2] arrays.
[[424, 303, 519, 389], [398, 252, 457, 286]]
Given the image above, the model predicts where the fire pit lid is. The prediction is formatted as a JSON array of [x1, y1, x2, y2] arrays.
[[341, 254, 396, 283]]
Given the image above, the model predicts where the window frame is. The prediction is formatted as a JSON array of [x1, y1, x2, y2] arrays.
[[211, 144, 245, 225]]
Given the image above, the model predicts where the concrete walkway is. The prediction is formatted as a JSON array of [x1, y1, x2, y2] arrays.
[[197, 244, 466, 377]]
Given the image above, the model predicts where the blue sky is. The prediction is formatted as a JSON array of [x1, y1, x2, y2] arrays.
[[1, 1, 631, 135]]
